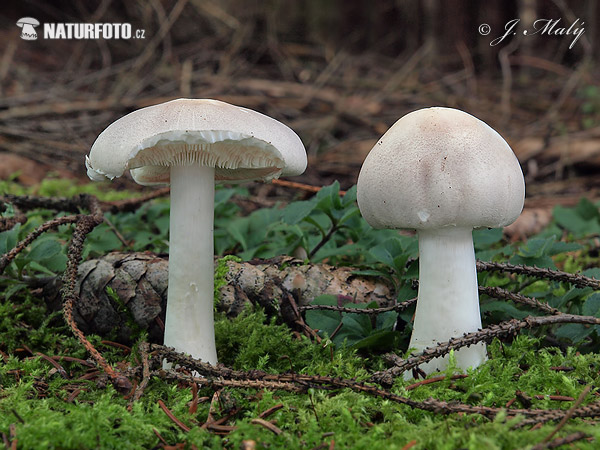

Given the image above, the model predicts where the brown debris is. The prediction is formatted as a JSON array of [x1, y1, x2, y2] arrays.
[[158, 399, 191, 433]]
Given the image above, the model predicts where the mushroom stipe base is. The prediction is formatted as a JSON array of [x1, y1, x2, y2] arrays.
[[406, 227, 488, 378]]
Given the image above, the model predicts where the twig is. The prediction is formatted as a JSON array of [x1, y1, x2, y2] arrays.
[[36, 352, 68, 379], [479, 286, 561, 315], [59, 195, 132, 394], [405, 374, 468, 391], [158, 399, 191, 432], [532, 432, 591, 450], [0, 215, 81, 274], [299, 297, 417, 315], [150, 344, 600, 422], [476, 261, 600, 290], [271, 179, 347, 196], [258, 404, 284, 419], [130, 342, 151, 404], [373, 314, 600, 385], [538, 385, 591, 445], [251, 418, 282, 435]]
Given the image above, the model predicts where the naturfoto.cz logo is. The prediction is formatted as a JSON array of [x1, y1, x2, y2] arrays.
[[16, 17, 146, 40]]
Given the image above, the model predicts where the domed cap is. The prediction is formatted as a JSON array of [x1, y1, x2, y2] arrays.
[[85, 98, 307, 185], [357, 107, 525, 230]]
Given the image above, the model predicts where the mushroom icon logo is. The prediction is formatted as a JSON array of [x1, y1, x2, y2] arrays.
[[16, 17, 40, 40]]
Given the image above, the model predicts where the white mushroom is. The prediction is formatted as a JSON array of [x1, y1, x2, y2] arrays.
[[86, 98, 307, 364], [357, 107, 524, 377], [16, 17, 40, 40]]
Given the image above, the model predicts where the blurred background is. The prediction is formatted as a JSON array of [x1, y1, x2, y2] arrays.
[[1, 0, 599, 234]]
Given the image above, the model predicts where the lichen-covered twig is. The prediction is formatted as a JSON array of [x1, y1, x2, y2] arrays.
[[0, 215, 81, 274], [373, 314, 600, 385], [477, 261, 600, 290], [149, 344, 600, 423], [59, 195, 132, 393], [479, 286, 561, 315], [299, 297, 417, 314]]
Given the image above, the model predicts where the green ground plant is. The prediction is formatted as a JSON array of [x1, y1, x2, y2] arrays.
[[2, 177, 600, 449]]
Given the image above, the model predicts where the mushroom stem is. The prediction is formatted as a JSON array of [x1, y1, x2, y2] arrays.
[[164, 163, 217, 364], [406, 226, 487, 378]]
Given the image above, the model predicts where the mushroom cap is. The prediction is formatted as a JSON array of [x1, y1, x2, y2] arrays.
[[357, 107, 525, 230], [16, 17, 39, 27], [85, 98, 307, 185]]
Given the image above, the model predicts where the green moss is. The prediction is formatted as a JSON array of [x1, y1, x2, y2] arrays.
[[214, 255, 242, 305], [4, 178, 600, 448]]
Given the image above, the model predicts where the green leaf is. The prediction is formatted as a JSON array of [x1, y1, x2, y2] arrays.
[[315, 181, 341, 212], [554, 323, 594, 344], [473, 228, 503, 249], [27, 240, 61, 261], [26, 260, 57, 276], [226, 220, 248, 250], [516, 237, 555, 258], [553, 205, 600, 235], [480, 301, 529, 319], [305, 295, 342, 336], [0, 223, 21, 253], [351, 330, 398, 350], [582, 293, 600, 317], [39, 253, 67, 273], [338, 206, 361, 226], [376, 311, 398, 331], [341, 185, 357, 207], [84, 225, 123, 257], [574, 198, 600, 221], [509, 254, 556, 269], [282, 200, 316, 225], [548, 241, 583, 255]]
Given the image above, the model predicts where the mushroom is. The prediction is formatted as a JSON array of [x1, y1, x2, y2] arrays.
[[16, 17, 40, 40], [357, 107, 524, 377], [85, 98, 307, 364]]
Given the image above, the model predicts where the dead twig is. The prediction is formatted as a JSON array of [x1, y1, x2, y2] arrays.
[[151, 344, 600, 423], [59, 195, 132, 394], [0, 215, 81, 274], [158, 399, 191, 433], [476, 261, 600, 290], [130, 342, 151, 404], [536, 385, 592, 446], [373, 314, 600, 385], [250, 418, 282, 435]]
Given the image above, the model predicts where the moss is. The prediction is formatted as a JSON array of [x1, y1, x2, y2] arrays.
[[2, 308, 600, 449], [4, 178, 600, 448], [214, 255, 242, 306]]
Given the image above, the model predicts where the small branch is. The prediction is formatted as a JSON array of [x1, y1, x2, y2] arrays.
[[59, 196, 131, 394], [539, 385, 591, 444], [272, 179, 347, 196], [309, 225, 338, 259], [0, 215, 81, 274], [531, 432, 590, 450], [479, 286, 561, 315], [405, 374, 468, 391], [299, 297, 417, 314], [158, 399, 191, 433], [149, 344, 600, 422], [130, 342, 151, 405], [476, 261, 600, 290], [373, 314, 600, 385]]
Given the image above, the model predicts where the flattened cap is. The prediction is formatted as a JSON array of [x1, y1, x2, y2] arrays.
[[86, 98, 307, 185]]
